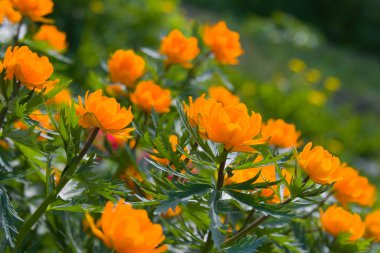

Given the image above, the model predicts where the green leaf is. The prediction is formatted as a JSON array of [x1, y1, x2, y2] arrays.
[[225, 235, 266, 253], [233, 151, 293, 170]]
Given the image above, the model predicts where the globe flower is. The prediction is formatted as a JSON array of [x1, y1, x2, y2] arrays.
[[0, 0, 21, 23], [46, 88, 72, 105], [203, 21, 243, 65], [160, 29, 200, 67], [3, 46, 57, 91], [108, 49, 145, 88], [227, 156, 292, 203], [320, 205, 365, 241], [297, 142, 341, 185], [105, 84, 128, 97], [11, 0, 53, 22], [169, 134, 178, 152], [261, 119, 301, 148], [85, 199, 167, 253], [365, 210, 380, 242], [208, 86, 240, 106], [33, 25, 67, 51], [333, 164, 376, 207], [185, 96, 265, 152], [130, 80, 171, 113], [76, 90, 134, 138]]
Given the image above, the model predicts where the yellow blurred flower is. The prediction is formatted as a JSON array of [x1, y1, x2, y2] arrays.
[[324, 76, 341, 91], [34, 25, 67, 51], [185, 96, 265, 152], [11, 0, 54, 22], [203, 21, 243, 65], [0, 0, 21, 23], [46, 88, 72, 106], [261, 119, 301, 148], [90, 0, 104, 14], [297, 142, 341, 185], [208, 86, 240, 106], [307, 90, 326, 106], [108, 49, 145, 88], [306, 68, 322, 83], [76, 90, 134, 138], [86, 199, 167, 253], [333, 164, 376, 207], [169, 134, 178, 152], [160, 29, 200, 68], [320, 205, 365, 241], [3, 46, 58, 91], [130, 80, 171, 113], [287, 58, 306, 73], [365, 210, 380, 242]]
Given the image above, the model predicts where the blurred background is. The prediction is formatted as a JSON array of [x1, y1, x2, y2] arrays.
[[51, 0, 380, 191]]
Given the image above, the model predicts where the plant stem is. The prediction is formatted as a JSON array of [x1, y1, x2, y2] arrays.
[[16, 127, 100, 248], [216, 153, 227, 191], [0, 106, 8, 130], [202, 231, 213, 253], [13, 17, 24, 46]]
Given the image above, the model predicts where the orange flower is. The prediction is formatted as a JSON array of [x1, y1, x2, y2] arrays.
[[297, 142, 341, 185], [227, 156, 292, 203], [119, 166, 143, 190], [11, 0, 53, 22], [0, 61, 3, 72], [34, 25, 67, 51], [261, 119, 301, 148], [333, 164, 376, 207], [3, 46, 57, 91], [29, 110, 54, 131], [162, 206, 181, 218], [105, 84, 128, 97], [365, 210, 380, 242], [130, 80, 171, 113], [76, 90, 134, 138], [0, 0, 21, 23], [320, 205, 365, 241], [46, 88, 72, 105], [169, 134, 178, 152], [108, 49, 145, 88], [208, 86, 240, 106], [160, 29, 200, 67], [85, 199, 167, 253], [203, 21, 243, 65], [185, 96, 265, 152]]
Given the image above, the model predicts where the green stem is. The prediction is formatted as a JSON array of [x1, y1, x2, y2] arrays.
[[0, 106, 8, 130], [216, 155, 227, 191], [16, 127, 100, 248], [203, 231, 213, 253], [13, 17, 24, 46]]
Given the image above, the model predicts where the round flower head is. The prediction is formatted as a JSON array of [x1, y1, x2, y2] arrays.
[[297, 142, 341, 185], [185, 96, 265, 152], [76, 90, 134, 138], [85, 199, 167, 253], [320, 205, 365, 241], [160, 29, 200, 67], [3, 46, 57, 91], [130, 80, 171, 113], [365, 210, 380, 242], [11, 0, 53, 22], [0, 0, 22, 23], [208, 86, 240, 106], [108, 49, 145, 88], [333, 164, 376, 207], [203, 21, 243, 65], [34, 25, 67, 51], [227, 158, 292, 204], [261, 119, 301, 148]]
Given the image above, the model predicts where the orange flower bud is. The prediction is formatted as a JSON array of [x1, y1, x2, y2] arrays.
[[297, 142, 341, 185], [261, 119, 301, 148], [11, 0, 53, 22], [185, 96, 265, 152], [208, 86, 240, 106], [108, 49, 145, 88], [169, 134, 178, 152], [160, 29, 200, 67], [333, 164, 376, 207], [227, 156, 292, 203], [130, 80, 171, 113], [86, 199, 167, 253], [162, 206, 181, 218], [76, 90, 134, 138], [34, 25, 67, 51], [320, 205, 365, 241], [365, 210, 380, 242], [203, 21, 243, 65], [0, 0, 21, 23], [3, 46, 57, 91]]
